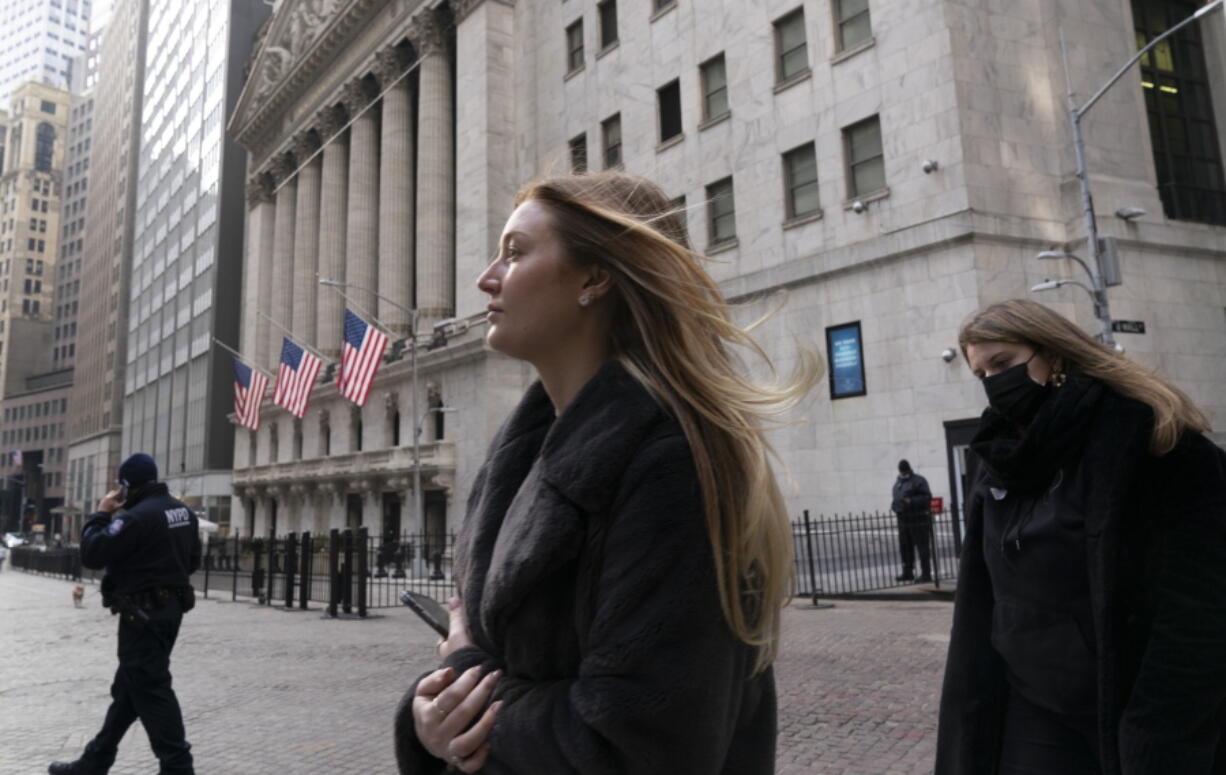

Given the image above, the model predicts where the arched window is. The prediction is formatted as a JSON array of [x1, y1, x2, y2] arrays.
[[34, 123, 55, 173]]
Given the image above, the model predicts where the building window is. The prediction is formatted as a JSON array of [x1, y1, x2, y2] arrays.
[[844, 116, 886, 197], [40, 99, 56, 115], [35, 123, 55, 173], [835, 0, 872, 52], [1132, 0, 1226, 226], [657, 79, 682, 144], [602, 113, 622, 169], [700, 54, 729, 121], [773, 8, 809, 84], [566, 19, 584, 75], [652, 0, 676, 15], [598, 0, 618, 50], [706, 177, 736, 246], [569, 133, 587, 173]]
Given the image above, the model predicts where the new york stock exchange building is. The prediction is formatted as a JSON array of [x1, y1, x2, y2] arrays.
[[226, 0, 1226, 556]]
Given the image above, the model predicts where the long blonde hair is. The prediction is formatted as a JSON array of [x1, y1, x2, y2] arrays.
[[958, 299, 1210, 454], [517, 172, 820, 672]]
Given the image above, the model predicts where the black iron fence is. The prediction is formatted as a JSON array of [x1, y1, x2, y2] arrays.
[[791, 509, 962, 600], [11, 529, 457, 618], [10, 546, 93, 579], [197, 529, 457, 616], [14, 510, 964, 609]]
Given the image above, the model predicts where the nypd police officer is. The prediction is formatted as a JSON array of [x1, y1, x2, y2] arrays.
[[50, 453, 200, 775]]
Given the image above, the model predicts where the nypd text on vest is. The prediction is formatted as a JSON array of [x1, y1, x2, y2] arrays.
[[165, 507, 192, 528]]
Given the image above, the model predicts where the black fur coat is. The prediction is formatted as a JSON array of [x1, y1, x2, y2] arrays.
[[936, 384, 1226, 774], [394, 360, 776, 774]]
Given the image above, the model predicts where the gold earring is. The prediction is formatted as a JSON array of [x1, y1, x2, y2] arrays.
[[1050, 370, 1067, 387]]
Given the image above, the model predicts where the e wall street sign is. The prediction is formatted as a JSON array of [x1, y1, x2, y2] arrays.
[[1111, 320, 1146, 334]]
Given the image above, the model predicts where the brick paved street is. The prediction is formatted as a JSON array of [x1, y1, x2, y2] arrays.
[[0, 570, 952, 774]]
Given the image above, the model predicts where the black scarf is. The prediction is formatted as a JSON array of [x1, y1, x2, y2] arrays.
[[970, 374, 1105, 495]]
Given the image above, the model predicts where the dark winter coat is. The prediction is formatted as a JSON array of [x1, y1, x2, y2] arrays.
[[936, 383, 1226, 775], [80, 482, 201, 597], [892, 473, 932, 521], [393, 360, 776, 774]]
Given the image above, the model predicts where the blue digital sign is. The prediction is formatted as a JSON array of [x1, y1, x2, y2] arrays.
[[826, 322, 866, 399]]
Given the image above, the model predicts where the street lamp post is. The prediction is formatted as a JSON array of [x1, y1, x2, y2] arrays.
[[1055, 0, 1224, 346]]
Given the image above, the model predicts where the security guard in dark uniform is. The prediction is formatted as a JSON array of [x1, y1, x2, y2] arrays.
[[50, 453, 200, 775]]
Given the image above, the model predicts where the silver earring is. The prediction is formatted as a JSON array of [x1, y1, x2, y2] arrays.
[[578, 293, 593, 307]]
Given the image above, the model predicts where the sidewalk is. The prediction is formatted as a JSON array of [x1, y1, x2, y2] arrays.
[[0, 570, 952, 774]]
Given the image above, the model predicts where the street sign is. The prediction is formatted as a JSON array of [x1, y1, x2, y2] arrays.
[[1111, 320, 1146, 334]]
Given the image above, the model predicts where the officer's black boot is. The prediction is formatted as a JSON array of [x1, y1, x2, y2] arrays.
[[48, 760, 106, 775]]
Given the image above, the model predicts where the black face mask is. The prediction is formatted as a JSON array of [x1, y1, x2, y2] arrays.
[[982, 358, 1050, 425]]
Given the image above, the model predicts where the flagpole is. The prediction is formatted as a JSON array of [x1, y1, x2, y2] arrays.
[[211, 337, 275, 378], [317, 280, 398, 339], [257, 312, 335, 364]]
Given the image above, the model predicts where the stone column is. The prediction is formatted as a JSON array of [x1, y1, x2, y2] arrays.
[[453, 0, 518, 319], [243, 174, 276, 368], [269, 153, 298, 371], [374, 46, 416, 339], [316, 106, 350, 360], [410, 12, 455, 323], [342, 78, 380, 319], [289, 483, 308, 534], [291, 131, 322, 347], [317, 480, 339, 534]]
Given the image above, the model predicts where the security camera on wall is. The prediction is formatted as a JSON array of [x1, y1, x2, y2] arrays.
[[941, 348, 958, 363], [851, 200, 866, 214], [922, 159, 939, 174]]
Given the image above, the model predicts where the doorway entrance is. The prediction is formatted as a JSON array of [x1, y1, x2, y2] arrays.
[[943, 417, 982, 555]]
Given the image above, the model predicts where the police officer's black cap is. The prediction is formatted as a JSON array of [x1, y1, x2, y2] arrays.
[[118, 453, 158, 489]]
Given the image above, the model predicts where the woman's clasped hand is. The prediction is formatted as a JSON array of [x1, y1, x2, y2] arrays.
[[412, 666, 502, 773]]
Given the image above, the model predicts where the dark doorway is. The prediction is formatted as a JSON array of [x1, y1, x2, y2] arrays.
[[382, 492, 401, 541], [380, 492, 403, 577], [269, 498, 279, 537], [943, 417, 982, 555], [346, 493, 363, 530]]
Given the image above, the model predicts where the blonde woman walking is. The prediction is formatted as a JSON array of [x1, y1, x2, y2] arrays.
[[937, 299, 1226, 775], [393, 172, 816, 774]]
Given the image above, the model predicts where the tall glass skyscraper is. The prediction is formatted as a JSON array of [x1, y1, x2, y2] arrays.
[[122, 0, 268, 520], [0, 0, 91, 109]]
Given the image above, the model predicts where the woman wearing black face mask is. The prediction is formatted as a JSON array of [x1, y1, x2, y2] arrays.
[[935, 299, 1226, 775]]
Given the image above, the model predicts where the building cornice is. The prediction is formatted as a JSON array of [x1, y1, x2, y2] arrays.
[[451, 0, 514, 23], [228, 0, 387, 153], [230, 0, 456, 161]]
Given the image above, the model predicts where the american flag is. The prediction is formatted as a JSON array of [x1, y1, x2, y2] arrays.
[[339, 309, 389, 407], [273, 338, 323, 418], [233, 358, 268, 430]]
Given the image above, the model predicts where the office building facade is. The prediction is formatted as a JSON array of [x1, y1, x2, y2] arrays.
[[0, 0, 91, 109], [120, 0, 269, 527], [0, 81, 71, 398]]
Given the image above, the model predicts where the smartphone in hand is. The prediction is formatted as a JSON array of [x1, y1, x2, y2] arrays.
[[400, 590, 449, 638]]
